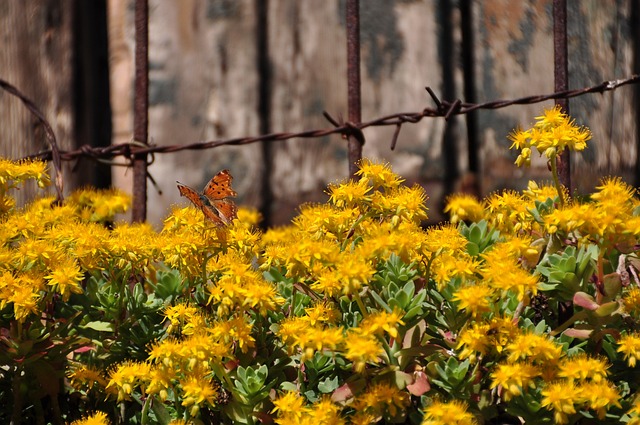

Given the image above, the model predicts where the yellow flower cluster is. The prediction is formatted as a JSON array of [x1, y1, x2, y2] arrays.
[[544, 176, 640, 246], [4, 141, 640, 424], [276, 306, 403, 372], [272, 382, 409, 425], [0, 158, 50, 215], [488, 335, 621, 424], [445, 181, 562, 234], [509, 105, 591, 167], [262, 160, 429, 296]]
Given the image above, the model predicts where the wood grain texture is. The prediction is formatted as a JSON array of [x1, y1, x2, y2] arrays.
[[0, 0, 75, 203]]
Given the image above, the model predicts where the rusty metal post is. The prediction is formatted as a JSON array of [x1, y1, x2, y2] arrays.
[[439, 0, 459, 200], [346, 0, 362, 177], [132, 0, 149, 222], [256, 0, 273, 228], [460, 0, 480, 197], [553, 0, 573, 326], [553, 0, 570, 193]]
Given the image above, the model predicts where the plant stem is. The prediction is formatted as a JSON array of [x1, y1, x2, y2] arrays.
[[550, 155, 565, 208], [354, 292, 368, 317]]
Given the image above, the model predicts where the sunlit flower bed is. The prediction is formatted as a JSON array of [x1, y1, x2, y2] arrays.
[[1, 108, 640, 424]]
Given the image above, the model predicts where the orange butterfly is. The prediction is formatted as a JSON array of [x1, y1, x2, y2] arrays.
[[177, 169, 238, 226]]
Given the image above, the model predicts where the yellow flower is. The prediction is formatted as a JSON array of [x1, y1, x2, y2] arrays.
[[579, 381, 621, 420], [163, 303, 199, 333], [444, 193, 484, 224], [452, 284, 494, 317], [505, 332, 563, 365], [422, 224, 468, 253], [148, 338, 183, 368], [106, 223, 158, 272], [68, 188, 130, 222], [355, 158, 405, 190], [50, 221, 109, 271], [70, 411, 111, 425], [207, 254, 282, 316], [0, 158, 50, 189], [146, 366, 173, 401], [358, 310, 405, 339], [179, 374, 219, 416], [276, 317, 343, 361], [18, 237, 61, 269], [272, 391, 310, 420], [226, 221, 262, 257], [456, 322, 491, 363], [509, 106, 591, 167], [304, 302, 341, 326], [353, 382, 410, 418], [628, 398, 640, 425], [430, 252, 480, 290], [343, 331, 383, 372], [372, 184, 429, 223], [421, 400, 477, 425], [591, 176, 636, 206], [45, 257, 84, 301], [484, 190, 529, 233], [540, 381, 580, 424], [481, 256, 539, 302], [490, 362, 539, 400], [67, 366, 108, 391], [310, 396, 344, 424], [106, 361, 151, 402], [210, 315, 256, 353], [617, 333, 640, 367], [0, 271, 42, 322], [312, 253, 375, 296], [236, 206, 262, 227], [535, 105, 567, 127], [557, 354, 609, 383], [523, 180, 563, 203], [327, 179, 372, 209], [623, 287, 640, 318]]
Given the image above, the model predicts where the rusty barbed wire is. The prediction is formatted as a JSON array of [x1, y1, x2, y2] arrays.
[[0, 78, 64, 202], [5, 73, 640, 167]]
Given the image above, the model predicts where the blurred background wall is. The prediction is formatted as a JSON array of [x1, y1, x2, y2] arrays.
[[1, 0, 638, 226]]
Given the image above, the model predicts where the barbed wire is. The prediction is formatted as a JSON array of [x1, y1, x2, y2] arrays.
[[0, 79, 64, 202], [5, 73, 640, 169]]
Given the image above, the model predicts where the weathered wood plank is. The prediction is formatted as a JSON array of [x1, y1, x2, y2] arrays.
[[0, 0, 75, 202]]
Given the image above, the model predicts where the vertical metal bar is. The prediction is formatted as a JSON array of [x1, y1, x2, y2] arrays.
[[346, 0, 362, 177], [553, 0, 572, 327], [553, 0, 570, 192], [460, 0, 480, 196], [132, 0, 149, 222], [256, 0, 273, 228], [439, 0, 459, 198]]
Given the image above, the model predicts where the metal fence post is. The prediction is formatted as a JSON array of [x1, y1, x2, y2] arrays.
[[132, 0, 149, 222], [553, 0, 573, 327], [553, 0, 570, 192], [346, 0, 362, 177]]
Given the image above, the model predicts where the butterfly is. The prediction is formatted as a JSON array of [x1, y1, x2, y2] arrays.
[[176, 169, 238, 226]]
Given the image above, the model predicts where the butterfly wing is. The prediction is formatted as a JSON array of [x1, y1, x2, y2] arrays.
[[177, 182, 226, 226], [211, 199, 238, 225], [203, 169, 238, 201], [177, 182, 202, 206]]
